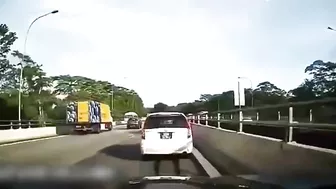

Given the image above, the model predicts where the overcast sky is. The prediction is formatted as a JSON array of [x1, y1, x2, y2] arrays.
[[1, 0, 336, 107]]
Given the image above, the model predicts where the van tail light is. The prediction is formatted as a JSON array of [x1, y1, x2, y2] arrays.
[[141, 129, 145, 139], [186, 122, 192, 138]]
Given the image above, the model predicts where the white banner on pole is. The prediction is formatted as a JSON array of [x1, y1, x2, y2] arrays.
[[234, 81, 245, 107]]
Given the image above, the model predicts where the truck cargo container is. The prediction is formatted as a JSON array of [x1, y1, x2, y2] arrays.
[[66, 101, 113, 133]]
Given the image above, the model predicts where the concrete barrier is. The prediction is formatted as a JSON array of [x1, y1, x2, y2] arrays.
[[0, 123, 119, 144], [192, 124, 336, 177], [0, 127, 59, 144]]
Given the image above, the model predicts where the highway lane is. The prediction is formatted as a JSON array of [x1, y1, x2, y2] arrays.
[[0, 125, 207, 178]]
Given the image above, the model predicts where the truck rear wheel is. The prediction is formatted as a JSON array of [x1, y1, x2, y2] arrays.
[[93, 124, 100, 134], [96, 127, 101, 134]]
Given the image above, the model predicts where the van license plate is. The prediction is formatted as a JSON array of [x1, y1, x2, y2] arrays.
[[160, 132, 172, 139]]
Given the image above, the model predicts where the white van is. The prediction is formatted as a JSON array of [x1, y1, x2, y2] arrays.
[[140, 112, 193, 159]]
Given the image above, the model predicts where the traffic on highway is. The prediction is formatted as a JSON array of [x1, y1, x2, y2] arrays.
[[0, 124, 205, 177], [2, 0, 336, 188]]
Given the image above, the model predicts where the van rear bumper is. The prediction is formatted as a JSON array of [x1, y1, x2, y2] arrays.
[[74, 128, 93, 131], [140, 140, 193, 155]]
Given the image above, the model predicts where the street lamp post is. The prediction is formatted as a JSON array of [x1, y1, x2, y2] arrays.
[[238, 77, 253, 107], [327, 26, 335, 31], [123, 77, 136, 111], [18, 10, 59, 123]]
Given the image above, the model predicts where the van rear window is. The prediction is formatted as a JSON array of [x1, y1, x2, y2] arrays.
[[144, 115, 188, 129]]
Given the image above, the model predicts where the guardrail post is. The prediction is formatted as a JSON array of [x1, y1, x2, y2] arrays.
[[205, 114, 208, 125], [238, 110, 243, 132], [230, 114, 233, 119], [309, 109, 313, 122], [277, 111, 281, 120], [256, 112, 259, 120], [28, 121, 31, 128], [197, 115, 200, 124], [286, 106, 293, 142], [217, 113, 220, 128], [10, 122, 13, 129]]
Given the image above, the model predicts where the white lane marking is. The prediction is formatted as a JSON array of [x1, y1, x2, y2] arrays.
[[0, 135, 67, 147], [128, 134, 135, 138], [192, 147, 221, 178]]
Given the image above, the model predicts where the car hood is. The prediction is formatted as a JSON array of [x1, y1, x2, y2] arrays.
[[236, 174, 336, 189], [130, 174, 336, 189], [129, 175, 284, 188]]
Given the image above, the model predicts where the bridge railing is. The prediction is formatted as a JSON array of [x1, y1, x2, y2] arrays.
[[188, 97, 336, 150]]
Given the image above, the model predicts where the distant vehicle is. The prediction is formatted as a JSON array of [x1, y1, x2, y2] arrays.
[[140, 112, 193, 159], [127, 117, 141, 129], [198, 111, 208, 120], [66, 101, 113, 134], [122, 112, 138, 124]]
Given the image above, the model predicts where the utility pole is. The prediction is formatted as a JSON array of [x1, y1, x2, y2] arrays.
[[132, 94, 135, 111], [238, 79, 241, 109], [110, 90, 114, 114]]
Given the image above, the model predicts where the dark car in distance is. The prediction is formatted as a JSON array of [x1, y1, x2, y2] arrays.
[[127, 117, 141, 129]]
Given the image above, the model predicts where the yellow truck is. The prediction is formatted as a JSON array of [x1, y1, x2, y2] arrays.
[[66, 101, 113, 133]]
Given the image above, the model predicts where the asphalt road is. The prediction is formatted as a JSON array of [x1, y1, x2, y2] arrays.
[[0, 125, 207, 178]]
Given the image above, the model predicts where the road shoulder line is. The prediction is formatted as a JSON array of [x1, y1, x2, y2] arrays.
[[0, 135, 67, 147], [192, 147, 221, 178]]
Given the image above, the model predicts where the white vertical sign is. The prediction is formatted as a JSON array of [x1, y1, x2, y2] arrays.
[[234, 80, 245, 107]]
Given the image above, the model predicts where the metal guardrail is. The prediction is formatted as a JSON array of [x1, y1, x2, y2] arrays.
[[0, 120, 66, 129], [214, 97, 336, 114], [187, 98, 336, 149], [0, 119, 124, 130], [0, 116, 130, 129]]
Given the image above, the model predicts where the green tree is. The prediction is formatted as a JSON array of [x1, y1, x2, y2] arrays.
[[11, 50, 53, 120], [289, 79, 316, 102], [153, 102, 168, 112], [304, 60, 336, 97], [51, 75, 146, 118], [199, 94, 213, 102], [159, 59, 336, 123], [0, 22, 146, 121], [0, 24, 18, 92]]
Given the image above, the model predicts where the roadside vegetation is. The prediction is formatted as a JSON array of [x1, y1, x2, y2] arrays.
[[0, 24, 146, 122]]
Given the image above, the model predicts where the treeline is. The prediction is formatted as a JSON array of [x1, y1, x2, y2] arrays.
[[0, 24, 146, 122], [151, 60, 336, 123]]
